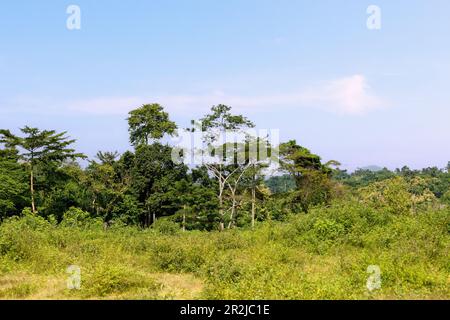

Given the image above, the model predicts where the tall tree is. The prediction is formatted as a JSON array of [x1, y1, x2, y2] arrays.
[[0, 127, 86, 214], [131, 143, 188, 226], [243, 136, 271, 228], [127, 104, 177, 146], [279, 140, 335, 213], [96, 151, 120, 165], [0, 147, 28, 219], [199, 105, 254, 230]]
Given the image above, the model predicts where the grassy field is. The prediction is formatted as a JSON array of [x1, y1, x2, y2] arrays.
[[0, 201, 448, 300]]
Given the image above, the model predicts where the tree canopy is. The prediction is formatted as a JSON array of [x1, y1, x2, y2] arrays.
[[127, 104, 177, 146], [0, 105, 448, 229]]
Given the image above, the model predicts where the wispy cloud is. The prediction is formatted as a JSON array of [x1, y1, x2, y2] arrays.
[[311, 74, 385, 115], [3, 75, 386, 117]]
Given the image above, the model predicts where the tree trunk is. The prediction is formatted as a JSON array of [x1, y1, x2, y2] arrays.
[[251, 187, 256, 228], [92, 198, 96, 213], [30, 167, 36, 214], [251, 169, 256, 228], [228, 198, 236, 229], [182, 205, 186, 232], [218, 193, 224, 231], [146, 203, 151, 228], [227, 185, 238, 229], [219, 194, 223, 216]]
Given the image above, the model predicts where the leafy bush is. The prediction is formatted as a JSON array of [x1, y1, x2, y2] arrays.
[[81, 264, 158, 298], [60, 207, 103, 229], [151, 219, 181, 235], [359, 177, 413, 215], [151, 238, 208, 273], [313, 218, 345, 241], [0, 212, 51, 261], [442, 190, 450, 206], [0, 283, 36, 298], [0, 202, 448, 299]]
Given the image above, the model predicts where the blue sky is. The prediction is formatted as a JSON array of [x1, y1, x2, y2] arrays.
[[0, 0, 449, 170]]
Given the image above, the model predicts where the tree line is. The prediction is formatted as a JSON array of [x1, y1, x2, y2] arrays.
[[1, 104, 449, 230]]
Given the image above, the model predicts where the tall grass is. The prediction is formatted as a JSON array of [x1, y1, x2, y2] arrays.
[[0, 202, 448, 299]]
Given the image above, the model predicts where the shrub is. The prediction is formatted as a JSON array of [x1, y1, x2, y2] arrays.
[[0, 201, 448, 299], [0, 213, 51, 261], [442, 191, 450, 206], [213, 230, 248, 250], [203, 255, 244, 284], [152, 219, 181, 235], [313, 218, 345, 241], [0, 283, 36, 299], [151, 238, 207, 273], [60, 207, 103, 229], [81, 264, 158, 298], [359, 177, 413, 215]]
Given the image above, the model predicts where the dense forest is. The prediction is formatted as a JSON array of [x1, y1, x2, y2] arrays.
[[1, 104, 449, 228], [0, 104, 450, 230], [0, 104, 449, 299]]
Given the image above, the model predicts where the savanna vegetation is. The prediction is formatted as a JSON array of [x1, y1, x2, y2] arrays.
[[0, 104, 449, 299]]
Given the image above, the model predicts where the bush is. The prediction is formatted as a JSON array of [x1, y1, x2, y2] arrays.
[[0, 202, 448, 299], [152, 219, 181, 235], [0, 283, 36, 298], [81, 264, 158, 298], [0, 213, 52, 261], [203, 255, 244, 284], [213, 230, 248, 250], [60, 207, 103, 229], [442, 191, 450, 206], [151, 238, 208, 273], [359, 177, 412, 215], [313, 218, 345, 241]]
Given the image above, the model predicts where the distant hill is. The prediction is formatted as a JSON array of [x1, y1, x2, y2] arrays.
[[359, 165, 384, 172]]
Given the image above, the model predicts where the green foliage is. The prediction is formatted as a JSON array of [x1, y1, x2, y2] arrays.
[[337, 167, 396, 188], [265, 174, 296, 194], [359, 177, 413, 215], [278, 140, 338, 213], [60, 207, 103, 229], [289, 170, 336, 213], [0, 156, 28, 219], [337, 165, 450, 201], [132, 143, 189, 225], [152, 219, 181, 235], [312, 218, 345, 241], [200, 104, 254, 131], [82, 264, 158, 298], [127, 104, 177, 146], [0, 126, 86, 214], [1, 108, 447, 233], [110, 194, 141, 225], [0, 211, 52, 262], [0, 127, 85, 164], [151, 237, 208, 273], [0, 202, 448, 299], [0, 283, 36, 299], [40, 176, 85, 220], [0, 107, 449, 300], [442, 190, 450, 205]]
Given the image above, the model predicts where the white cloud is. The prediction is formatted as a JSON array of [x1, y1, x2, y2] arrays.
[[308, 74, 385, 115], [12, 75, 386, 116]]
